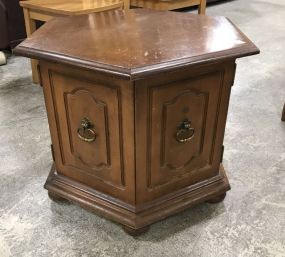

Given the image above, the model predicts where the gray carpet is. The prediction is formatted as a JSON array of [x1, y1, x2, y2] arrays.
[[0, 0, 285, 256]]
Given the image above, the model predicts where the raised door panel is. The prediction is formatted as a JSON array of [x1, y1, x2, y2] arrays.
[[148, 72, 221, 189], [65, 89, 110, 170], [135, 62, 235, 203], [48, 71, 125, 189], [161, 90, 205, 171]]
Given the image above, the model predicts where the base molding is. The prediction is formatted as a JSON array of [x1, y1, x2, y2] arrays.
[[45, 163, 230, 234]]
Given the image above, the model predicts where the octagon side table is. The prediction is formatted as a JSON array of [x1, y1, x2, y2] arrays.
[[14, 9, 259, 235]]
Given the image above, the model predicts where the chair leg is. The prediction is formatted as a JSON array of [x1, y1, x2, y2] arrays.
[[23, 8, 40, 84], [123, 0, 130, 9], [198, 0, 207, 14], [282, 103, 285, 121]]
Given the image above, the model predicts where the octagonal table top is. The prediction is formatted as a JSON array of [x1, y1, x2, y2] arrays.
[[15, 9, 259, 79]]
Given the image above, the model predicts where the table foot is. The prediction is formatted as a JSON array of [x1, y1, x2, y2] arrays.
[[48, 191, 69, 203], [123, 225, 150, 236], [207, 193, 227, 203]]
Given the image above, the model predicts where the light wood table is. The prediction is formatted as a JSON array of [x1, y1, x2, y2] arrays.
[[20, 0, 128, 83], [130, 0, 206, 13]]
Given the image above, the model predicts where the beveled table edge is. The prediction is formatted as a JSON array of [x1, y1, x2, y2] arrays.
[[13, 42, 259, 80]]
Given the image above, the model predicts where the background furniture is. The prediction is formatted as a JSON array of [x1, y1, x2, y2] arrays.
[[0, 0, 26, 49], [15, 9, 259, 235], [0, 0, 26, 64], [131, 0, 206, 13], [282, 104, 285, 121], [130, 0, 227, 13], [207, 0, 225, 2], [20, 0, 128, 83]]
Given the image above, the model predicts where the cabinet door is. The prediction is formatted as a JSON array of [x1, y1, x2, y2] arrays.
[[44, 69, 126, 194], [135, 63, 235, 202]]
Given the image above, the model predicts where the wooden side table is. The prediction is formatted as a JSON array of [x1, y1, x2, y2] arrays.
[[131, 0, 206, 13], [15, 9, 259, 235], [20, 0, 128, 83]]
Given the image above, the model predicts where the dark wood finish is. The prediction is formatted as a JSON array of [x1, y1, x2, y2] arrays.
[[41, 62, 135, 204], [122, 225, 150, 236], [48, 191, 70, 203], [282, 103, 285, 121], [14, 9, 259, 79], [207, 193, 226, 203], [44, 162, 230, 229], [14, 9, 259, 234], [135, 61, 236, 203]]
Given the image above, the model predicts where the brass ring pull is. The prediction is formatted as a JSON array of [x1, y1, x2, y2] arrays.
[[77, 118, 96, 143], [176, 119, 195, 143]]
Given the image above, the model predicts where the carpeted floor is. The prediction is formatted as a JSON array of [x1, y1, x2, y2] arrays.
[[0, 0, 284, 256]]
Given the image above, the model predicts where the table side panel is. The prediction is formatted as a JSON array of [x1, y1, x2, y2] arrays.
[[135, 61, 236, 203], [40, 61, 136, 204]]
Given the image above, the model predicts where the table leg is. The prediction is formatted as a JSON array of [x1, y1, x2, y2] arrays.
[[207, 193, 227, 203], [282, 103, 285, 121], [123, 0, 130, 9], [123, 225, 149, 236], [23, 8, 39, 84], [198, 0, 206, 14]]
